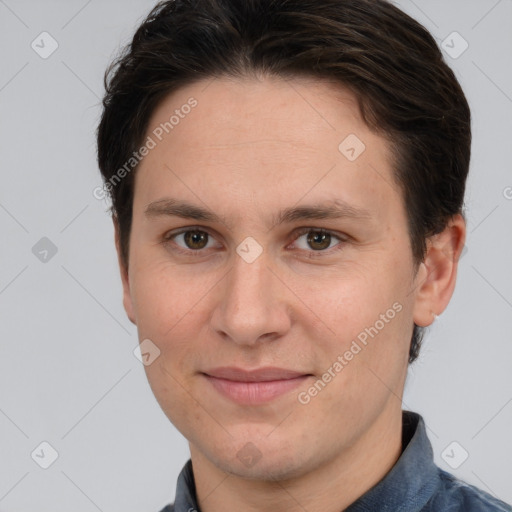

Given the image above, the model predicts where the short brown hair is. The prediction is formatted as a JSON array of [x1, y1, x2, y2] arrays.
[[96, 0, 471, 362]]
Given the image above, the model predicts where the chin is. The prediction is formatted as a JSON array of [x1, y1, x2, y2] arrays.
[[214, 449, 308, 482], [196, 431, 309, 481]]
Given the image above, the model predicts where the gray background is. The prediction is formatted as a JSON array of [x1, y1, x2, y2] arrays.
[[0, 0, 511, 510]]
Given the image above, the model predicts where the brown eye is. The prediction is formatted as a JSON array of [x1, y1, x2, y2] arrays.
[[292, 227, 346, 256], [183, 230, 209, 250], [163, 227, 221, 257], [306, 231, 332, 250]]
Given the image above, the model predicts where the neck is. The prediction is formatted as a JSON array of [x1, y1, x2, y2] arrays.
[[190, 405, 403, 512]]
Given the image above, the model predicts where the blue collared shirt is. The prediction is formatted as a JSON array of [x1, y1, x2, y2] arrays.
[[158, 411, 511, 511]]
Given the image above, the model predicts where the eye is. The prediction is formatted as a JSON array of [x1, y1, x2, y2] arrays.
[[163, 226, 347, 257], [163, 228, 219, 254], [292, 228, 346, 254]]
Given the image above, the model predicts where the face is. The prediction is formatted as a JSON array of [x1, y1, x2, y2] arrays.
[[118, 75, 441, 480]]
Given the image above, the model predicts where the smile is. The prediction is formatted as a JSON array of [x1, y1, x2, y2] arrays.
[[202, 368, 312, 405]]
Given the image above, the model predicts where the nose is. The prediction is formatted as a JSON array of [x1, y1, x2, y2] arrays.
[[209, 249, 292, 347]]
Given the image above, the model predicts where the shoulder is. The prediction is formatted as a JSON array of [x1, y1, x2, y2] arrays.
[[424, 469, 512, 511], [157, 505, 174, 512]]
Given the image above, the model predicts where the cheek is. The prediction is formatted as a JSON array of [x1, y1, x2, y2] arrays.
[[143, 359, 205, 437], [297, 257, 410, 380], [294, 260, 396, 337], [129, 258, 209, 338], [130, 260, 217, 384]]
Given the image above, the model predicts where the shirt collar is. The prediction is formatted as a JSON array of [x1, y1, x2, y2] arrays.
[[172, 457, 198, 512], [172, 411, 439, 512], [345, 411, 440, 512]]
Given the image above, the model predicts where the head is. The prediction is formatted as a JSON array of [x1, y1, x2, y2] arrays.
[[97, 0, 469, 482]]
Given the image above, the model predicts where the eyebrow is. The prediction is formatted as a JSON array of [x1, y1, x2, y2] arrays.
[[144, 197, 373, 230]]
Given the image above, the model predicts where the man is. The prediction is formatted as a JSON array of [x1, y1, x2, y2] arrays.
[[96, 0, 511, 510]]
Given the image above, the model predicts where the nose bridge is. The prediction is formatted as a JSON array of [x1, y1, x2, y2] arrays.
[[211, 247, 290, 345], [227, 249, 274, 320]]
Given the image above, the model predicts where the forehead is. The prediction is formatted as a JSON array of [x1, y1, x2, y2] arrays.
[[133, 75, 401, 225], [147, 75, 368, 148]]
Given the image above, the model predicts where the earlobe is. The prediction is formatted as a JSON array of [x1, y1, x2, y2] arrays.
[[113, 216, 137, 325], [412, 214, 466, 327]]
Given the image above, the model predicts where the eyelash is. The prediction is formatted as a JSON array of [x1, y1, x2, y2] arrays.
[[162, 226, 348, 258]]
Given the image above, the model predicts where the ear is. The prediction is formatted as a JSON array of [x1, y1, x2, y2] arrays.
[[113, 216, 136, 325], [412, 213, 466, 327]]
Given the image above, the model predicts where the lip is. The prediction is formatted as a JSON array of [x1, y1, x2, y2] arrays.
[[204, 366, 309, 382], [202, 367, 312, 405]]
